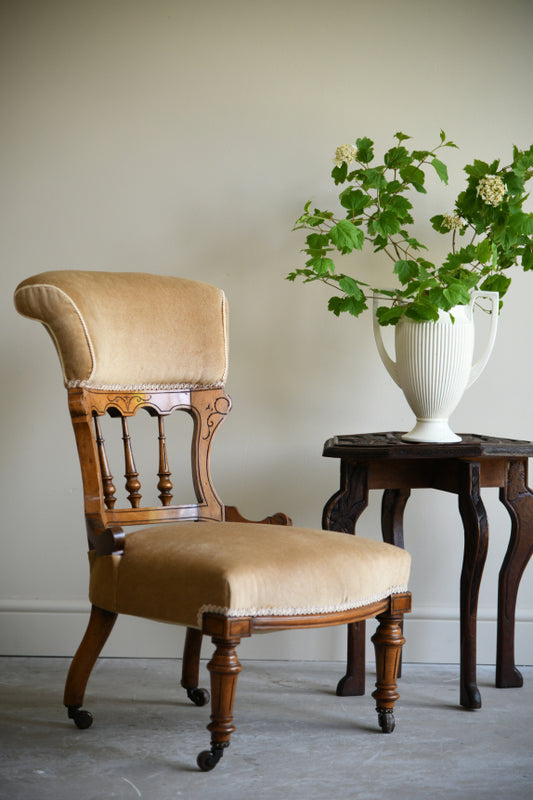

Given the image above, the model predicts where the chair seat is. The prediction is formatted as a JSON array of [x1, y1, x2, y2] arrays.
[[89, 521, 411, 628]]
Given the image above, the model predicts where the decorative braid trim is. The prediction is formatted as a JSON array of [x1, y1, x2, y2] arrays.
[[198, 585, 409, 627], [67, 380, 225, 390]]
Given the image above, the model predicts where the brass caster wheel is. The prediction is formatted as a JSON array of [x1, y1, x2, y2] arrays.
[[67, 706, 93, 729], [187, 687, 210, 707], [197, 745, 224, 772], [377, 708, 395, 734]]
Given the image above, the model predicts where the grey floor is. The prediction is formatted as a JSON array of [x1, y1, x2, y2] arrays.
[[0, 658, 532, 800]]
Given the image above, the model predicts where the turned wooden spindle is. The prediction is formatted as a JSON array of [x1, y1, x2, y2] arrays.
[[121, 416, 142, 508], [93, 415, 117, 509], [157, 415, 173, 506]]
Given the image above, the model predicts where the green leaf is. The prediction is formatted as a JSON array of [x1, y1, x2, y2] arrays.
[[508, 211, 533, 236], [431, 157, 449, 184], [522, 245, 533, 270], [287, 268, 318, 282], [404, 235, 428, 251], [305, 256, 336, 276], [480, 273, 511, 296], [442, 245, 476, 269], [375, 304, 406, 325], [442, 282, 471, 307], [400, 164, 426, 192], [405, 300, 440, 322], [355, 137, 374, 164], [387, 195, 413, 219], [361, 168, 387, 190], [338, 276, 364, 298], [384, 146, 411, 169], [328, 294, 366, 317], [384, 179, 403, 193], [331, 162, 348, 184], [305, 232, 330, 253], [328, 296, 344, 316], [430, 214, 447, 234], [428, 286, 446, 309], [393, 259, 419, 284], [343, 295, 368, 316], [505, 171, 524, 195], [514, 153, 533, 175], [476, 238, 492, 263], [339, 188, 371, 215], [329, 220, 365, 253], [464, 159, 490, 179], [395, 132, 411, 142], [418, 257, 436, 272], [374, 210, 401, 237], [372, 234, 389, 252], [411, 150, 431, 160]]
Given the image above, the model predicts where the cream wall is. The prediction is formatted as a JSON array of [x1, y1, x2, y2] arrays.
[[2, 0, 533, 665]]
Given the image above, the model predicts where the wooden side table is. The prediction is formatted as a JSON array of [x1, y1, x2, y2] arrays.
[[322, 432, 533, 709]]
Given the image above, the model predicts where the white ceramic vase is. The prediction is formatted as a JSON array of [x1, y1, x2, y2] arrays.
[[372, 291, 499, 443]]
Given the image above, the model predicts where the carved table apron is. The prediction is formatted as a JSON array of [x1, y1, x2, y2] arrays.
[[322, 432, 533, 709]]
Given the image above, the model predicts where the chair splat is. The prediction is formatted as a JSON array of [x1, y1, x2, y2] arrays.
[[93, 415, 117, 510], [157, 415, 173, 506], [120, 416, 142, 508]]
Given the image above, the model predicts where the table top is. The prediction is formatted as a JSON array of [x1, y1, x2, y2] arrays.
[[323, 432, 533, 461]]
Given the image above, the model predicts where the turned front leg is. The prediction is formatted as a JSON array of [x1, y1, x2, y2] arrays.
[[197, 634, 242, 770], [371, 610, 405, 733]]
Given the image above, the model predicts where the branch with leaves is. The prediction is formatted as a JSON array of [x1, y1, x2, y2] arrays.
[[288, 132, 533, 325]]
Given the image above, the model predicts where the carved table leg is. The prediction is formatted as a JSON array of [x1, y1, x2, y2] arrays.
[[381, 488, 411, 677], [323, 461, 369, 697], [457, 462, 489, 709], [497, 459, 533, 688]]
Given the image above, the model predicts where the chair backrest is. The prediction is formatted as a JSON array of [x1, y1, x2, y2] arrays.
[[14, 270, 232, 552]]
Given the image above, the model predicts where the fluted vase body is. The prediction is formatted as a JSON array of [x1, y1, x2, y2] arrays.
[[373, 292, 499, 443]]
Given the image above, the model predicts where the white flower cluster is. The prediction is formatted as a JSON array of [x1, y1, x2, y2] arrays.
[[442, 213, 465, 230], [476, 174, 506, 207], [333, 144, 357, 167]]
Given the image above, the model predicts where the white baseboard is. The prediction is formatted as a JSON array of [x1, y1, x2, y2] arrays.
[[1, 601, 532, 664]]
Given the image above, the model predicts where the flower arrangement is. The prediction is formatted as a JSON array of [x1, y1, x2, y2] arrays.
[[288, 131, 533, 325]]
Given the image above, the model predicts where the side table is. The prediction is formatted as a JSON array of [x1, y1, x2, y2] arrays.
[[322, 432, 533, 709]]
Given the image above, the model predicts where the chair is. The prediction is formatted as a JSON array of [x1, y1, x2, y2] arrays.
[[14, 270, 411, 771]]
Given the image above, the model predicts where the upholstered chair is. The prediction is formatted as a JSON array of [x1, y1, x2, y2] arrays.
[[14, 270, 411, 771]]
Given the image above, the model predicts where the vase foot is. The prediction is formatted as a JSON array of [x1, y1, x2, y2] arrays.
[[402, 419, 461, 444]]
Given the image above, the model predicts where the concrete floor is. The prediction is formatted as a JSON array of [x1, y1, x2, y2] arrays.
[[0, 658, 531, 800]]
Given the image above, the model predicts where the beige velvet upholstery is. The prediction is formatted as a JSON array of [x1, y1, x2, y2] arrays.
[[88, 522, 411, 628], [14, 270, 228, 389]]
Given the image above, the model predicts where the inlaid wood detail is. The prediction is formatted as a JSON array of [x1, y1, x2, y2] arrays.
[[202, 395, 231, 440]]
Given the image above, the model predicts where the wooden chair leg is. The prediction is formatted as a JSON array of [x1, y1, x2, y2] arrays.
[[63, 605, 117, 729], [371, 610, 405, 733], [197, 635, 242, 771], [181, 627, 209, 706]]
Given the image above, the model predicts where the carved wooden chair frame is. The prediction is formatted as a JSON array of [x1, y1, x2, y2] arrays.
[[64, 384, 410, 770]]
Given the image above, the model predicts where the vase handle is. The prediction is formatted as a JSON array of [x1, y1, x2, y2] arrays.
[[467, 291, 499, 388], [372, 294, 400, 386]]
